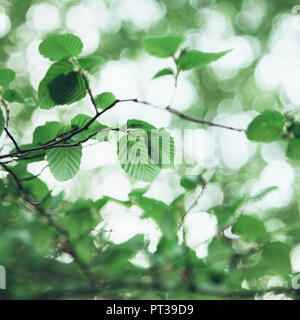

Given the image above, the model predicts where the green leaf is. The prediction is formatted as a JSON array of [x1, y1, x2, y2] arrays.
[[29, 223, 55, 255], [39, 33, 83, 61], [127, 119, 156, 130], [246, 110, 286, 143], [292, 122, 300, 138], [73, 236, 95, 263], [177, 49, 230, 70], [48, 71, 87, 106], [77, 56, 105, 72], [118, 119, 175, 182], [153, 68, 174, 79], [47, 145, 82, 181], [93, 235, 145, 277], [38, 61, 74, 109], [71, 114, 93, 129], [212, 197, 244, 230], [134, 196, 168, 231], [33, 121, 64, 145], [143, 34, 185, 58], [180, 176, 198, 190], [118, 133, 161, 183], [127, 119, 175, 169], [249, 186, 278, 202], [95, 92, 116, 109], [9, 144, 46, 162], [206, 238, 234, 271], [23, 177, 49, 202], [0, 108, 4, 137], [0, 68, 15, 86], [233, 215, 267, 242], [260, 242, 291, 276], [24, 97, 36, 107], [63, 200, 101, 239], [71, 114, 107, 140], [180, 175, 206, 190], [287, 139, 300, 160], [3, 89, 24, 103], [9, 164, 49, 202]]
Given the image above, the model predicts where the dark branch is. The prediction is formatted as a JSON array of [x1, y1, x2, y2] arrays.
[[82, 72, 99, 115], [0, 98, 244, 161], [19, 164, 48, 182], [4, 127, 21, 152], [0, 96, 9, 127]]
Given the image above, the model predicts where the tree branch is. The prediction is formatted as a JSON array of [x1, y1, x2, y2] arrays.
[[82, 72, 99, 115], [0, 162, 97, 287], [19, 164, 48, 182], [4, 127, 21, 152], [0, 96, 244, 163], [0, 94, 9, 127]]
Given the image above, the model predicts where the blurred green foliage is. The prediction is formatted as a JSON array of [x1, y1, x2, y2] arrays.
[[0, 0, 300, 301]]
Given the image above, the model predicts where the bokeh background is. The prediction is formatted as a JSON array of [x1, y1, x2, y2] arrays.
[[1, 0, 300, 300]]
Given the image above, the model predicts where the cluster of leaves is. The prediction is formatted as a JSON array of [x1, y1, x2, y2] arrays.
[[246, 110, 300, 160], [143, 34, 229, 80], [0, 33, 231, 184], [0, 31, 299, 300]]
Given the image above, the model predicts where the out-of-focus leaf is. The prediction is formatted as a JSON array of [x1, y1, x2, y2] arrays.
[[63, 200, 101, 239], [153, 68, 174, 79], [180, 175, 206, 190], [24, 97, 36, 107], [206, 237, 234, 272], [77, 56, 105, 72], [0, 68, 15, 86], [29, 223, 55, 255], [73, 236, 95, 263], [233, 215, 267, 242], [3, 89, 24, 103], [249, 186, 278, 202], [23, 177, 49, 202], [212, 197, 244, 230], [0, 108, 4, 137], [8, 164, 49, 202], [292, 122, 300, 138], [143, 34, 185, 58], [287, 139, 300, 160], [246, 110, 286, 142], [177, 49, 230, 70], [92, 235, 145, 277], [260, 242, 291, 276]]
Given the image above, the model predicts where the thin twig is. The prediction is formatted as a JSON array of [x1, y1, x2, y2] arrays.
[[19, 164, 48, 182], [0, 95, 9, 127], [4, 127, 21, 152], [179, 184, 207, 230], [167, 55, 181, 109], [50, 127, 126, 148], [82, 72, 99, 115], [168, 107, 245, 131], [0, 98, 244, 161]]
